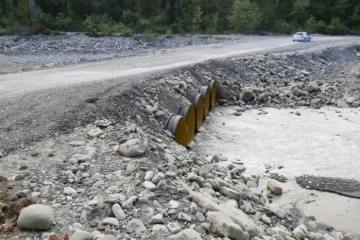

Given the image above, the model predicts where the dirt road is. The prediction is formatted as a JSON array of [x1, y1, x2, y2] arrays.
[[0, 35, 355, 97]]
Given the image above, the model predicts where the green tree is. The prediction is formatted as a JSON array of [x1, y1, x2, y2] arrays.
[[192, 4, 202, 32], [304, 16, 326, 33], [15, 0, 31, 25], [228, 0, 260, 32], [327, 16, 348, 34], [290, 0, 310, 24], [333, 0, 351, 20], [204, 12, 219, 33]]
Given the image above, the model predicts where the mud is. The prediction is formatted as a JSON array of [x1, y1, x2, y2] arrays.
[[194, 107, 360, 234]]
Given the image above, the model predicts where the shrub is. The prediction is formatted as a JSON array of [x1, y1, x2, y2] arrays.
[[326, 17, 348, 35], [305, 16, 326, 33], [121, 10, 141, 30], [143, 31, 155, 41], [83, 14, 116, 36], [111, 22, 133, 37], [0, 27, 6, 35], [6, 22, 24, 35], [165, 28, 173, 36], [274, 20, 296, 34], [120, 26, 132, 37], [54, 13, 72, 31]]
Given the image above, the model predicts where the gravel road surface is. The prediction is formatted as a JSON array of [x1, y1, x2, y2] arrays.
[[0, 35, 355, 97]]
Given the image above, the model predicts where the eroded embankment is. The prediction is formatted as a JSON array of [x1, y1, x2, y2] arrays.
[[54, 43, 360, 138], [0, 44, 359, 239]]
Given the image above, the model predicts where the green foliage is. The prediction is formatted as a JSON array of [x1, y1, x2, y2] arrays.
[[111, 22, 133, 36], [120, 26, 132, 37], [36, 9, 73, 31], [15, 0, 31, 26], [228, 0, 261, 33], [55, 14, 72, 30], [143, 31, 155, 41], [290, 0, 310, 23], [0, 27, 6, 35], [192, 4, 203, 33], [121, 10, 141, 30], [327, 17, 348, 35], [165, 28, 173, 36], [83, 14, 116, 35], [305, 16, 326, 33], [204, 12, 219, 34], [1, 0, 360, 36], [274, 19, 296, 34]]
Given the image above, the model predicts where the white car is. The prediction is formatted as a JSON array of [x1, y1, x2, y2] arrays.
[[292, 32, 311, 42]]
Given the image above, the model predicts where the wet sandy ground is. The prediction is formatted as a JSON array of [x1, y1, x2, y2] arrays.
[[195, 106, 360, 234]]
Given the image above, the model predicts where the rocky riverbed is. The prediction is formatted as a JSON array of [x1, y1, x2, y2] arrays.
[[0, 34, 360, 240]]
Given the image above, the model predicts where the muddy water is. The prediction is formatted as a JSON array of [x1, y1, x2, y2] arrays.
[[195, 106, 360, 234]]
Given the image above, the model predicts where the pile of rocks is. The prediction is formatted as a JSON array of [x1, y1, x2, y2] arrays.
[[2, 117, 355, 240], [209, 46, 360, 109]]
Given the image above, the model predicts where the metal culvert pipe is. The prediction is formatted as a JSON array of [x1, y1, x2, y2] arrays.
[[209, 80, 217, 110], [199, 86, 210, 119], [179, 104, 195, 143], [193, 93, 204, 131], [164, 114, 189, 146]]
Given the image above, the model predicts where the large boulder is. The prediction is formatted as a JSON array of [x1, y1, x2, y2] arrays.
[[239, 90, 256, 102], [126, 219, 146, 237], [189, 191, 259, 237], [207, 211, 249, 240], [292, 88, 309, 97], [119, 138, 147, 157], [152, 224, 169, 238], [304, 82, 320, 93], [17, 204, 54, 230]]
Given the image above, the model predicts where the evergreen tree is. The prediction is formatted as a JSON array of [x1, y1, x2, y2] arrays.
[[228, 0, 260, 32], [192, 4, 202, 32]]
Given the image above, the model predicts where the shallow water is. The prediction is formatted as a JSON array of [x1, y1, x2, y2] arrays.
[[195, 106, 360, 234]]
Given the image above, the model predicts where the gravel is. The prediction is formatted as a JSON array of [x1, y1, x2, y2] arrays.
[[0, 33, 359, 239], [0, 33, 249, 74], [296, 175, 360, 198]]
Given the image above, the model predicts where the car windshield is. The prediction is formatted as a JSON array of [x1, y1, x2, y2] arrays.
[[295, 32, 304, 35]]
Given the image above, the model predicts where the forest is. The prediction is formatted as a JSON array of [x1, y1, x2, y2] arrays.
[[0, 0, 359, 36]]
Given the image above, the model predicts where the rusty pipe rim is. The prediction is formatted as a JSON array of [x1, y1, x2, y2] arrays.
[[192, 93, 204, 131], [199, 86, 210, 119], [209, 80, 217, 110], [179, 104, 195, 143]]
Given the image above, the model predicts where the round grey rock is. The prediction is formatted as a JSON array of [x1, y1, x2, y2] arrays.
[[127, 219, 146, 237], [152, 224, 169, 238], [119, 138, 147, 157], [17, 204, 54, 230], [267, 180, 283, 195]]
